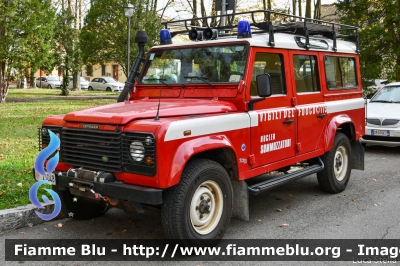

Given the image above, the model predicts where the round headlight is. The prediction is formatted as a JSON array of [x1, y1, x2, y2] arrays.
[[130, 141, 145, 161]]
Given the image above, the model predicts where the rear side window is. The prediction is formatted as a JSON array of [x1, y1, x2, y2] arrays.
[[325, 56, 357, 89], [293, 55, 320, 93]]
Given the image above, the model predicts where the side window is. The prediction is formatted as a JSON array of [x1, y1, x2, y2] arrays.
[[250, 53, 286, 96], [92, 78, 98, 82], [294, 55, 320, 93], [325, 56, 357, 89]]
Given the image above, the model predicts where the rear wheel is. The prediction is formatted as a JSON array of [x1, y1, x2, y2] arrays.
[[88, 86, 93, 91], [53, 186, 108, 220], [162, 159, 233, 245], [317, 133, 351, 193]]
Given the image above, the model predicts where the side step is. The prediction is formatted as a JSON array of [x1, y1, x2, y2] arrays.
[[248, 157, 324, 195]]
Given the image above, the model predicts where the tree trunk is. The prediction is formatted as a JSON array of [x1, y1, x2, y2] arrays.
[[0, 62, 9, 103], [292, 0, 296, 16], [298, 0, 302, 17], [313, 0, 321, 20], [305, 0, 311, 18]]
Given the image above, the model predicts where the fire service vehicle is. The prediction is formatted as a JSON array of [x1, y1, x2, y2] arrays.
[[36, 10, 365, 244]]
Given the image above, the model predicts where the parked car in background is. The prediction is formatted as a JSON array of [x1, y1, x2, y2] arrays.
[[361, 82, 400, 147], [67, 76, 89, 90], [88, 77, 124, 92], [35, 76, 61, 89], [362, 78, 389, 98]]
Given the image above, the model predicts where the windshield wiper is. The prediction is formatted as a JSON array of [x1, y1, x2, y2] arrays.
[[184, 76, 214, 87], [143, 78, 171, 88], [370, 100, 391, 103]]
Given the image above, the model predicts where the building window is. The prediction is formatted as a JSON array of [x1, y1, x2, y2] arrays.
[[101, 65, 106, 76], [86, 65, 93, 76]]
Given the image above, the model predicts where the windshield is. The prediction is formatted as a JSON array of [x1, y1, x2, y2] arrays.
[[140, 44, 249, 85], [370, 86, 400, 103], [47, 77, 58, 81]]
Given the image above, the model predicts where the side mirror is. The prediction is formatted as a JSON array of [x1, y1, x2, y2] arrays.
[[256, 74, 272, 97], [102, 81, 106, 84]]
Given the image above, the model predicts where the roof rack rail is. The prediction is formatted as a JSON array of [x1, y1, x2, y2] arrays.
[[161, 9, 359, 53]]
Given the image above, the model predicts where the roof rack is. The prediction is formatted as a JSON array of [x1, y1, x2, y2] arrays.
[[161, 10, 359, 53]]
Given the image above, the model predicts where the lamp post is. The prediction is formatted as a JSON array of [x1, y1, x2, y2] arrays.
[[124, 2, 134, 74]]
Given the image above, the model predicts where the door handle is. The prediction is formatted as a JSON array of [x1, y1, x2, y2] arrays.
[[317, 113, 326, 118], [283, 119, 294, 124]]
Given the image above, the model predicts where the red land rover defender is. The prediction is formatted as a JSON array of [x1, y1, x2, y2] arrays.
[[36, 10, 365, 244]]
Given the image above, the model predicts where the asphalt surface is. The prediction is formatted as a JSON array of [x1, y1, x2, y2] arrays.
[[1, 145, 400, 265]]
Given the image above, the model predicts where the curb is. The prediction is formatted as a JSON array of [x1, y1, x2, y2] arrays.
[[6, 96, 118, 102], [0, 202, 56, 233]]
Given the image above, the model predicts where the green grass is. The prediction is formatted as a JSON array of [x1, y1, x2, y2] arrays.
[[0, 98, 116, 210], [7, 87, 119, 98]]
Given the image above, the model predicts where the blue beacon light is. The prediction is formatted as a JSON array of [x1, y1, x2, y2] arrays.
[[160, 29, 172, 45], [237, 20, 252, 39]]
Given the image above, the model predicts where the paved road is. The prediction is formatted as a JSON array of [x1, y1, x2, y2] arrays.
[[1, 145, 400, 265]]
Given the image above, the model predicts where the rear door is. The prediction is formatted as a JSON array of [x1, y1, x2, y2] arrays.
[[289, 51, 327, 155]]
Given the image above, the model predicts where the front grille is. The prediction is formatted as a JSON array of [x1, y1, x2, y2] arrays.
[[366, 118, 380, 126], [382, 119, 400, 126], [363, 135, 400, 142], [62, 128, 122, 172]]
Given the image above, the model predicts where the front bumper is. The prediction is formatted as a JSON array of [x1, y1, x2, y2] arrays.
[[360, 127, 400, 147], [33, 169, 162, 205]]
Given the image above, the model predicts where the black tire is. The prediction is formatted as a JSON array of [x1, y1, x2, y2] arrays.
[[162, 159, 233, 245], [48, 84, 52, 89], [106, 87, 111, 92], [317, 133, 351, 193], [53, 186, 108, 220], [88, 86, 93, 91]]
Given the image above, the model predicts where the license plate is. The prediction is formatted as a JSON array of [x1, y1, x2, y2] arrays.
[[34, 171, 56, 185], [371, 130, 390, 136]]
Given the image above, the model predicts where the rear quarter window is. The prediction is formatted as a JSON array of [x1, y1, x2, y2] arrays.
[[325, 56, 357, 90]]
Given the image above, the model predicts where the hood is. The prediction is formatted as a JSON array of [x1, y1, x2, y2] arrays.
[[63, 99, 238, 124], [367, 102, 400, 119]]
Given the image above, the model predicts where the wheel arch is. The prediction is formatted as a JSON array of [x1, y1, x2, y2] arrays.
[[324, 114, 355, 151], [166, 136, 239, 187]]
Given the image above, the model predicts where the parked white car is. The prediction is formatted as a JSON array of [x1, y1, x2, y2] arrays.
[[67, 76, 89, 90], [88, 77, 124, 92], [35, 76, 61, 89], [361, 82, 400, 147]]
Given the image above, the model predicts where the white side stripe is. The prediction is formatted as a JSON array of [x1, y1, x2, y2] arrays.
[[325, 98, 365, 113], [164, 113, 253, 142]]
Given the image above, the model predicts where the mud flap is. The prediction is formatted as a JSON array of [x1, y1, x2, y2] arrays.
[[351, 140, 364, 170], [231, 180, 249, 221]]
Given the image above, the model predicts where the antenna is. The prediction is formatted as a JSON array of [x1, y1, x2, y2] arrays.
[[154, 86, 162, 121]]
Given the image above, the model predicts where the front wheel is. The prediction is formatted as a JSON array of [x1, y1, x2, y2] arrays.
[[47, 85, 52, 89], [317, 133, 351, 193], [53, 186, 108, 220], [162, 159, 233, 245], [106, 87, 111, 92]]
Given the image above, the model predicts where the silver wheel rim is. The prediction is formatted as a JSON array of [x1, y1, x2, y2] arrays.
[[190, 180, 223, 235], [334, 146, 348, 181]]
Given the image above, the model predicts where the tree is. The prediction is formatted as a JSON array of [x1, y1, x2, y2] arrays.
[[0, 0, 56, 103], [80, 0, 162, 78], [336, 0, 400, 81]]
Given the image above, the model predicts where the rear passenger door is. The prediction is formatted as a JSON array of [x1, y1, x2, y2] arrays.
[[289, 51, 327, 155]]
